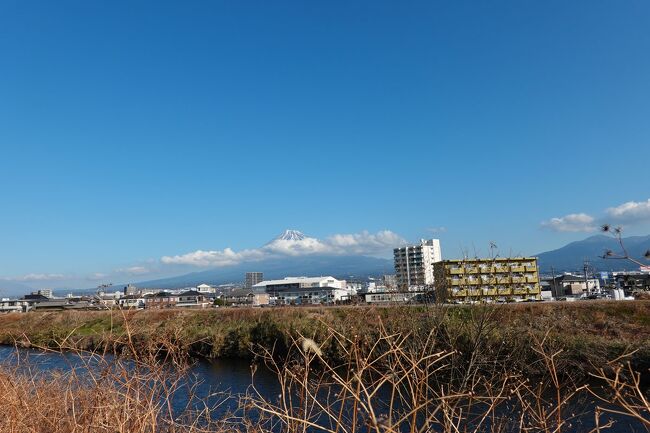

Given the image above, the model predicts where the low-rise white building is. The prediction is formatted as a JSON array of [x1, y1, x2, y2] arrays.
[[118, 295, 146, 309], [345, 281, 364, 295], [364, 292, 418, 304], [0, 298, 31, 313], [253, 276, 347, 305], [196, 283, 215, 293]]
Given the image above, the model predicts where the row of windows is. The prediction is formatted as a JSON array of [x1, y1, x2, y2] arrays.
[[451, 285, 538, 292], [452, 273, 537, 281], [448, 263, 536, 270]]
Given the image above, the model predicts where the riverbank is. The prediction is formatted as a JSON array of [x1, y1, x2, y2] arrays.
[[0, 301, 648, 378]]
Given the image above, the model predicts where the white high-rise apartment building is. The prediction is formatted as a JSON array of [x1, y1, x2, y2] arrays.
[[393, 239, 442, 290]]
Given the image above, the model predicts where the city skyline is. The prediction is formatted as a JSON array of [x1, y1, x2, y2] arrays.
[[2, 224, 649, 291], [2, 1, 650, 288]]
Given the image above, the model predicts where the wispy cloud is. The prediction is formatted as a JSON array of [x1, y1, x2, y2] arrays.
[[427, 226, 447, 234], [116, 266, 151, 275], [541, 213, 596, 232], [87, 272, 109, 281], [161, 229, 405, 267], [11, 273, 67, 282]]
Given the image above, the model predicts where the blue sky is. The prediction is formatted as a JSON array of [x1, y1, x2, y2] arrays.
[[1, 1, 650, 290]]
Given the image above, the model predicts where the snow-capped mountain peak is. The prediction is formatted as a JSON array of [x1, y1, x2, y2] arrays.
[[275, 229, 307, 241]]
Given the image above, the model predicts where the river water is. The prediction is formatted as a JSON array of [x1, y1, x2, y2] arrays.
[[0, 346, 646, 432], [0, 345, 279, 421]]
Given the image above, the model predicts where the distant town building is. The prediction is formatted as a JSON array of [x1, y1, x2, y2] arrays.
[[253, 276, 347, 305], [382, 274, 397, 291], [433, 257, 541, 303], [345, 281, 364, 295], [614, 273, 650, 294], [32, 289, 53, 299], [177, 290, 211, 308], [0, 298, 31, 313], [196, 283, 215, 293], [224, 289, 270, 306], [118, 295, 146, 309], [245, 272, 264, 289], [365, 281, 379, 293], [144, 292, 179, 309], [544, 274, 601, 299], [393, 239, 442, 290], [365, 292, 419, 304]]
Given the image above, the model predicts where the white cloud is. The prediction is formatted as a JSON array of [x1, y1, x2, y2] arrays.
[[326, 230, 405, 254], [606, 199, 650, 223], [161, 248, 265, 267], [427, 226, 447, 234], [264, 236, 330, 256], [541, 213, 596, 232], [542, 198, 650, 234], [161, 229, 405, 268], [12, 273, 67, 282]]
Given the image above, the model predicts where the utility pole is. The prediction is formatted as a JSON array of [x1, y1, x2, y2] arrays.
[[583, 259, 590, 296], [551, 266, 558, 298]]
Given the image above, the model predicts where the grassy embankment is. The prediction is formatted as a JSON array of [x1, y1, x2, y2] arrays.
[[0, 301, 648, 377]]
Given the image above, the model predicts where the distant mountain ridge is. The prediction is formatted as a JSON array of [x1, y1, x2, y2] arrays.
[[536, 234, 650, 273], [134, 255, 394, 289], [0, 279, 34, 297]]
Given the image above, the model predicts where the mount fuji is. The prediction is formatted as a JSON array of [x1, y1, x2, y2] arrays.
[[273, 229, 307, 242], [134, 230, 394, 289]]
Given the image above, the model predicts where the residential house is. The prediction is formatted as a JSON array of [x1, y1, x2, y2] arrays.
[[145, 292, 179, 309], [545, 274, 601, 298], [177, 290, 211, 308], [224, 289, 270, 306]]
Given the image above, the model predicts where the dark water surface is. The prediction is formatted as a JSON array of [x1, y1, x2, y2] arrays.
[[0, 345, 279, 420], [0, 346, 646, 432]]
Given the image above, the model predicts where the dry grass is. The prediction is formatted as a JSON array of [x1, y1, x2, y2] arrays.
[[0, 312, 239, 433], [244, 313, 650, 433]]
